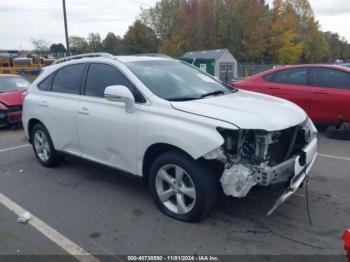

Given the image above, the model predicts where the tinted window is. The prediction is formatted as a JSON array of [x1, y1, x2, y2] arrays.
[[263, 73, 274, 82], [52, 64, 85, 94], [310, 68, 350, 89], [85, 63, 145, 103], [267, 68, 308, 85], [38, 74, 54, 91]]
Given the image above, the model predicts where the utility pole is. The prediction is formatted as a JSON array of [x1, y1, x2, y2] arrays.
[[62, 0, 70, 56]]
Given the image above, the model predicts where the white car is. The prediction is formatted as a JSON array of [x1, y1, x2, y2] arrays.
[[22, 53, 318, 222]]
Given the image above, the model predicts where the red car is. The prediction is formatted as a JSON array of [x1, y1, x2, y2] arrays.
[[233, 65, 350, 125], [0, 74, 30, 126]]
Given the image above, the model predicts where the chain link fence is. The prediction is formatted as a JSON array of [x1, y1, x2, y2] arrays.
[[237, 64, 275, 78]]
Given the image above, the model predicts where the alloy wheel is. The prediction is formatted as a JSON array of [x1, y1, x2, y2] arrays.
[[155, 164, 196, 215], [33, 130, 50, 162]]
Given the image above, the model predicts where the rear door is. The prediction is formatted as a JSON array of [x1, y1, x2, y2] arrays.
[[309, 67, 350, 124], [36, 63, 86, 154], [262, 68, 313, 115], [77, 63, 144, 173]]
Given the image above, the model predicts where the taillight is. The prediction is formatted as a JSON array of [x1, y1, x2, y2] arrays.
[[22, 91, 28, 99]]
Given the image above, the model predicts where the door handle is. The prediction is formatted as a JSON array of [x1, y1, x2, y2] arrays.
[[39, 101, 48, 107], [78, 107, 90, 115], [314, 91, 328, 95], [268, 87, 280, 90]]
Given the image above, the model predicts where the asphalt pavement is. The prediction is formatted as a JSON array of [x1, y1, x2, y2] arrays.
[[0, 126, 349, 260]]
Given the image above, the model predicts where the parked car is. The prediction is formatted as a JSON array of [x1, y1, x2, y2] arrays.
[[233, 65, 350, 125], [0, 74, 30, 126], [340, 63, 350, 68], [22, 53, 318, 222]]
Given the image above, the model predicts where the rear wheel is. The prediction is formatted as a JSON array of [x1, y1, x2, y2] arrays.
[[31, 123, 64, 167], [148, 151, 217, 222]]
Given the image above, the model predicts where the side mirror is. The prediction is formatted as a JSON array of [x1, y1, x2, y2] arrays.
[[104, 85, 135, 113]]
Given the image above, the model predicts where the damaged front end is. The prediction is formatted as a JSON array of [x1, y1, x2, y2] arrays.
[[204, 118, 318, 214]]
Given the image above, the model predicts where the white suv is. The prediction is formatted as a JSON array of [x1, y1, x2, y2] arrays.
[[22, 53, 318, 222]]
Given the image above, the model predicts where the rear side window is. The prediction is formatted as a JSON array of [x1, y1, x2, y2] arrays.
[[309, 68, 350, 89], [52, 64, 85, 94], [38, 74, 54, 91], [85, 63, 146, 103], [265, 68, 308, 85]]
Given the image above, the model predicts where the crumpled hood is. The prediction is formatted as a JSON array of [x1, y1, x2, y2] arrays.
[[171, 90, 307, 131], [0, 88, 26, 106]]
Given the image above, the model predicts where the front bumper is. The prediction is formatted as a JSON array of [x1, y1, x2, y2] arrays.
[[266, 136, 318, 215], [0, 110, 22, 125]]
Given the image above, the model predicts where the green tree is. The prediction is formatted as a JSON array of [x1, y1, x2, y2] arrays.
[[69, 36, 88, 54], [50, 43, 67, 54], [123, 20, 159, 54], [87, 33, 102, 52], [102, 32, 124, 55]]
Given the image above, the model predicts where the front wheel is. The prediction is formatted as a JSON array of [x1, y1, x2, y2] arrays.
[[148, 151, 217, 222], [31, 123, 64, 167]]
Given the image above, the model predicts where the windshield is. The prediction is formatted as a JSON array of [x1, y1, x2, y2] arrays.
[[0, 76, 30, 93], [125, 60, 235, 101]]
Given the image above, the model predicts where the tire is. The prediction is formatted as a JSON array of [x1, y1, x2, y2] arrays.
[[31, 123, 64, 167], [325, 124, 350, 140], [148, 151, 218, 222]]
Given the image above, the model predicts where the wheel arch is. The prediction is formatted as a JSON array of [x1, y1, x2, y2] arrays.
[[27, 118, 45, 143], [142, 143, 194, 183]]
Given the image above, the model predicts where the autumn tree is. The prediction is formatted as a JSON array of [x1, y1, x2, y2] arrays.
[[123, 20, 159, 54], [141, 0, 186, 41]]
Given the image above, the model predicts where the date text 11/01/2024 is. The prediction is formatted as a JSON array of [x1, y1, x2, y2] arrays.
[[127, 256, 219, 261]]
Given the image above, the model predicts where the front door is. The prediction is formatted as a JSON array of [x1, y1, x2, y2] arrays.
[[262, 67, 312, 115], [77, 63, 138, 173]]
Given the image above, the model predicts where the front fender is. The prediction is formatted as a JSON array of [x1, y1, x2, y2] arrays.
[[136, 105, 236, 176]]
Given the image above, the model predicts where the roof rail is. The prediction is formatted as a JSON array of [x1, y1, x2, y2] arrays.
[[52, 52, 114, 65], [134, 53, 172, 59]]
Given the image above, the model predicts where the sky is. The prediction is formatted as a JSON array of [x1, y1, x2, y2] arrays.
[[0, 0, 349, 50]]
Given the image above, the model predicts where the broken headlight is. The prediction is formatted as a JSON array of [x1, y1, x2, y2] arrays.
[[302, 117, 317, 143]]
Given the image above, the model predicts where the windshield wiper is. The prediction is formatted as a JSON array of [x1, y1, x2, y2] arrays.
[[200, 90, 226, 98], [168, 96, 200, 101]]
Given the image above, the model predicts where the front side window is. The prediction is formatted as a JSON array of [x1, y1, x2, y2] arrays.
[[0, 76, 30, 93], [85, 63, 145, 103], [266, 68, 308, 85], [52, 64, 85, 94], [126, 60, 233, 101], [309, 68, 350, 89]]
